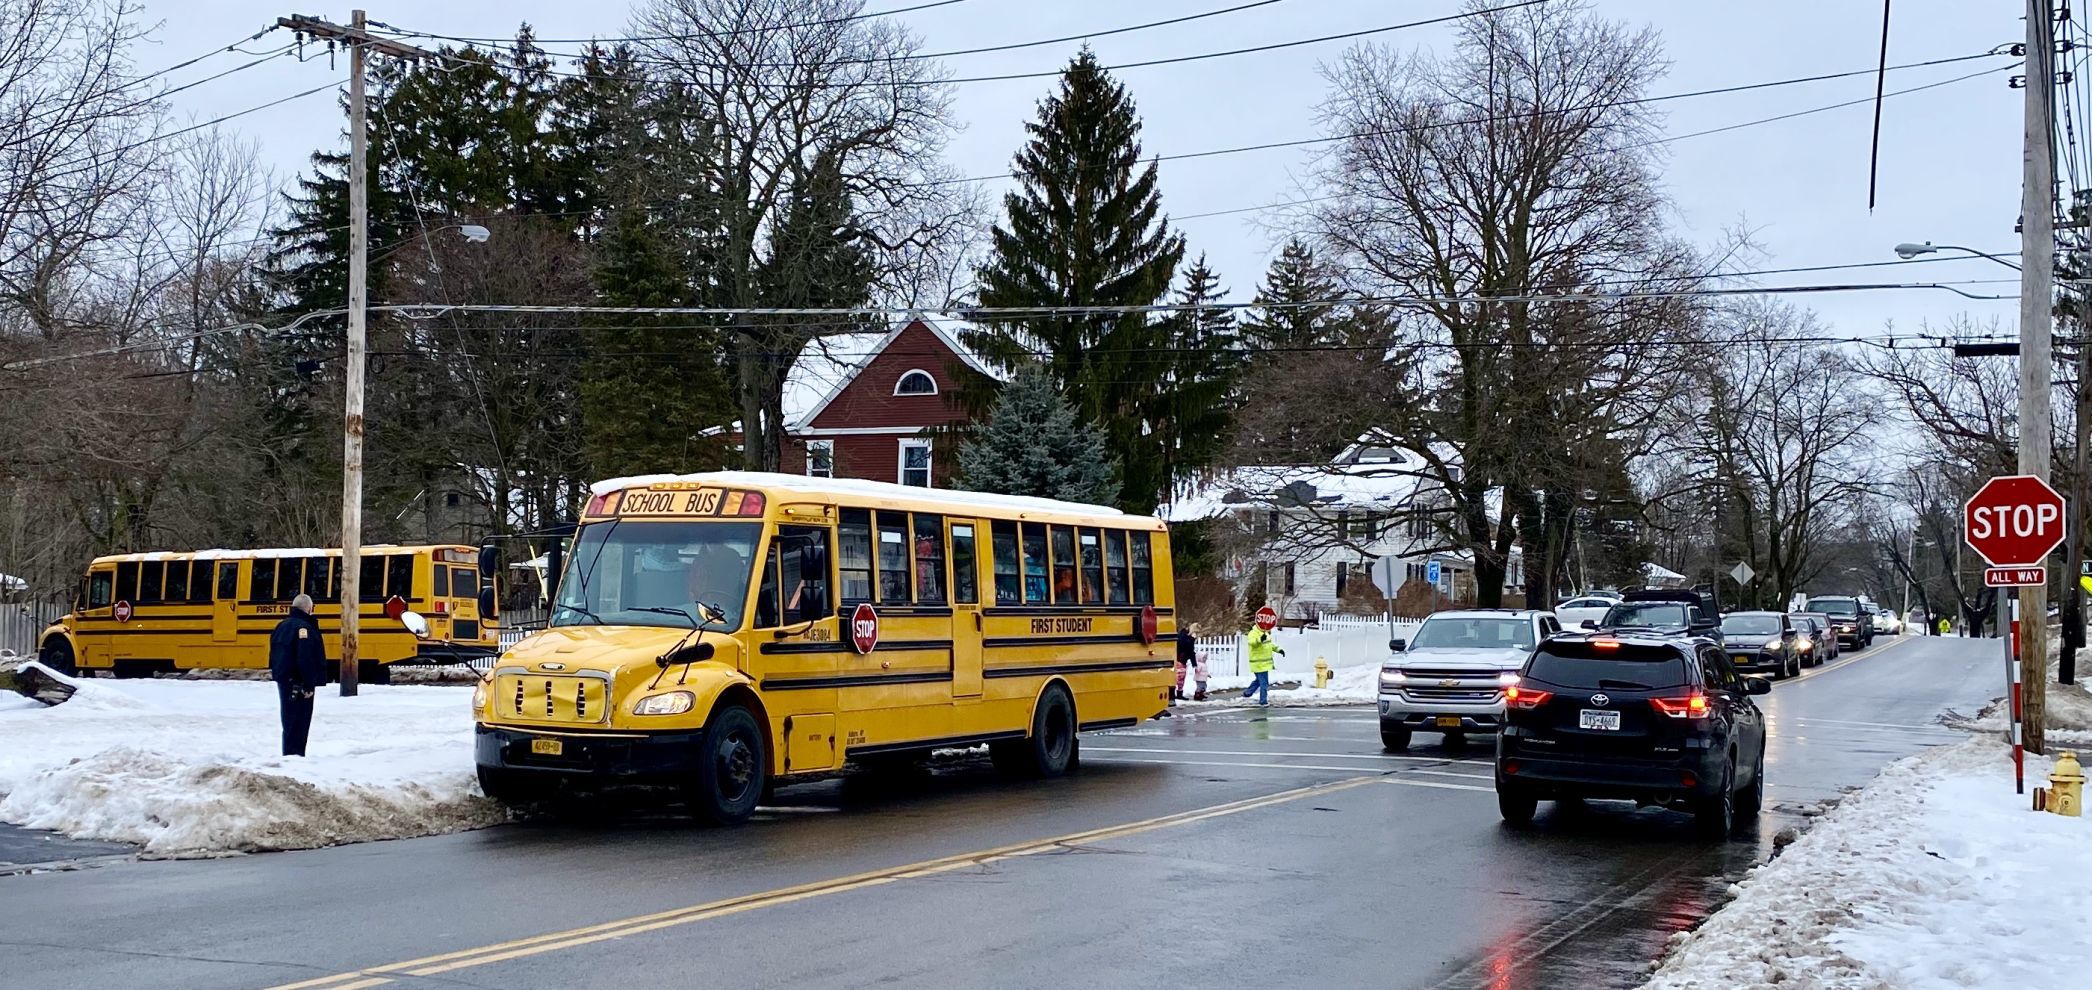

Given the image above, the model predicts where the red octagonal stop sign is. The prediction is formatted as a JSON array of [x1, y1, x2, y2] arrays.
[[1965, 474, 2068, 567]]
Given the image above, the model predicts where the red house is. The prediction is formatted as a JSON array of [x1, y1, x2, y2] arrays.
[[780, 316, 999, 487]]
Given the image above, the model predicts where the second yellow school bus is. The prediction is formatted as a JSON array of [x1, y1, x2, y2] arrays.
[[474, 471, 1176, 822]]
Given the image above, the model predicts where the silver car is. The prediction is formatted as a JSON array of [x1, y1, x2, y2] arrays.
[[1379, 609, 1561, 751]]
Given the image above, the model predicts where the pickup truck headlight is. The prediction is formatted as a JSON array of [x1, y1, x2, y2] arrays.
[[1379, 668, 1406, 689], [633, 691, 695, 716]]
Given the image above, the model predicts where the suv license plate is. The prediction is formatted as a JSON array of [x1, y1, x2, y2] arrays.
[[1579, 710, 1621, 731]]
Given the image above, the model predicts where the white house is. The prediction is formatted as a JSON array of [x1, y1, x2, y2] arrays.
[[1163, 445, 1524, 617]]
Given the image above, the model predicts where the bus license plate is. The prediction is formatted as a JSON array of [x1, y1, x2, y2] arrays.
[[530, 738, 563, 756], [1579, 710, 1621, 731]]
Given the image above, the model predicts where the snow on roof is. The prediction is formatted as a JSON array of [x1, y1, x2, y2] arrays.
[[93, 545, 439, 564], [1642, 561, 1687, 582], [783, 315, 1002, 431], [1162, 455, 1437, 524], [0, 572, 25, 592], [590, 471, 1160, 524]]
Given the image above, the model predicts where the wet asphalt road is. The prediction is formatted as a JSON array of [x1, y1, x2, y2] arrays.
[[0, 633, 1998, 990]]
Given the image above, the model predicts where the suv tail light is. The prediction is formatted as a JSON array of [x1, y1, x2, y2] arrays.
[[1505, 686, 1552, 709], [1649, 694, 1711, 719]]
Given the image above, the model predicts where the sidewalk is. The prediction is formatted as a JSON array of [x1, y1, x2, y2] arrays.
[[1645, 680, 2092, 990]]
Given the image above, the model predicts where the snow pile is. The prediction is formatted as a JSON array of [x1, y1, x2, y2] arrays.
[[1959, 677, 2092, 744], [1644, 737, 2092, 989], [1180, 663, 1380, 707], [0, 668, 502, 856]]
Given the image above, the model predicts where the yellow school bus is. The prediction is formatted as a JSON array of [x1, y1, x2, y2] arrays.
[[38, 545, 499, 681], [474, 471, 1176, 823]]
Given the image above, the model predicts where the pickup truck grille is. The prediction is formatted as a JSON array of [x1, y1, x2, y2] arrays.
[[1403, 686, 1501, 704], [1394, 668, 1506, 704]]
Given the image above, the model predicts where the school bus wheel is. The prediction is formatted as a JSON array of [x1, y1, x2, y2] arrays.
[[687, 702, 767, 825], [994, 682, 1077, 779], [38, 637, 77, 678]]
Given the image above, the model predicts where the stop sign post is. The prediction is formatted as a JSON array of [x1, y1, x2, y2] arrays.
[[1964, 474, 2066, 796]]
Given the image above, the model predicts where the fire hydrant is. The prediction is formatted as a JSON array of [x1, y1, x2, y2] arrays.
[[2035, 751, 2084, 817], [1314, 657, 1332, 689]]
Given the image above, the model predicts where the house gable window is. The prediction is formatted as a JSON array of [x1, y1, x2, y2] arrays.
[[894, 370, 938, 396]]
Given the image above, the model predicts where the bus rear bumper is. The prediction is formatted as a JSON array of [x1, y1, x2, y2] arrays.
[[475, 725, 703, 782]]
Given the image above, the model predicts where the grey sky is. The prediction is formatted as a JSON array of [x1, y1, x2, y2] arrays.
[[143, 0, 2022, 339]]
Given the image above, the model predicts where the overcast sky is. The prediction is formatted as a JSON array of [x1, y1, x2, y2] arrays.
[[139, 0, 2025, 341]]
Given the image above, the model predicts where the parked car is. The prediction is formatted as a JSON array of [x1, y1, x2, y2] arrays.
[[1553, 595, 1621, 630], [1495, 631, 1771, 837], [1804, 596, 1873, 649], [1379, 609, 1562, 751], [1871, 608, 1903, 635], [1718, 611, 1804, 679], [1790, 612, 1838, 665], [1590, 588, 1725, 645]]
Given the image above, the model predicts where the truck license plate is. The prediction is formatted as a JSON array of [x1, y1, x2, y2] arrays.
[[1578, 710, 1621, 731], [1436, 716, 1462, 728], [530, 737, 563, 756]]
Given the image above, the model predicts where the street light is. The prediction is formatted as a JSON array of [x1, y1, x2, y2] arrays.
[[1893, 241, 2023, 270]]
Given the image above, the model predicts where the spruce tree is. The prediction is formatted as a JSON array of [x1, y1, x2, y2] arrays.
[[958, 365, 1119, 505], [1157, 255, 1242, 490], [1241, 238, 1339, 352], [969, 48, 1185, 513]]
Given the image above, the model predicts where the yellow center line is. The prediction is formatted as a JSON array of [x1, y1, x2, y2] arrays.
[[266, 774, 1380, 990]]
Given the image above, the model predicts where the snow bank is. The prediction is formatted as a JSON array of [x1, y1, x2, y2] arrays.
[[1959, 676, 2092, 745], [1644, 737, 2092, 989], [1177, 663, 1380, 707], [0, 668, 501, 856]]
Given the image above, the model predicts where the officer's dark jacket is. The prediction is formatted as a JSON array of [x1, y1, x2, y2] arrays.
[[268, 611, 327, 689]]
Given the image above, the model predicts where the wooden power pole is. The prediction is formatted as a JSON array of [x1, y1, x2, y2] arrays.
[[2018, 0, 2059, 753], [276, 11, 431, 696]]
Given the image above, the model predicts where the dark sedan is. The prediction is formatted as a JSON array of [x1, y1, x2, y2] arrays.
[[1717, 611, 1804, 679]]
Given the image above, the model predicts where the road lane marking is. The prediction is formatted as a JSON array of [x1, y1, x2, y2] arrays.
[[1384, 778, 1494, 793], [264, 775, 1381, 990], [1091, 757, 1390, 774], [1405, 768, 1497, 781], [1787, 635, 1912, 682], [1780, 716, 1952, 731], [1085, 746, 1487, 764]]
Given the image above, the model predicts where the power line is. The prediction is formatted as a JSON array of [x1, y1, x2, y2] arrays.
[[370, 0, 973, 45], [33, 80, 341, 187], [396, 0, 1289, 67]]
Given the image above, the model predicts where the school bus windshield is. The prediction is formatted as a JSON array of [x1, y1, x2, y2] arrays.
[[553, 520, 761, 630]]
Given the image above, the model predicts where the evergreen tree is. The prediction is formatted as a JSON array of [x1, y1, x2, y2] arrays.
[[1241, 238, 1339, 351], [1158, 255, 1242, 490], [958, 365, 1118, 504], [968, 48, 1185, 513]]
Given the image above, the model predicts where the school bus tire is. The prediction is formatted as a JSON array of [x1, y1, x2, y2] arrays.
[[687, 702, 766, 826], [38, 637, 77, 677], [358, 659, 392, 685], [996, 682, 1077, 779]]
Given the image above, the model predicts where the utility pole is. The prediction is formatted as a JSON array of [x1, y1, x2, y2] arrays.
[[2017, 0, 2059, 753], [2067, 297, 2088, 683], [277, 11, 432, 696]]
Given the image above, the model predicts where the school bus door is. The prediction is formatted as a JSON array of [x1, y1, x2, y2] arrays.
[[77, 565, 116, 664], [211, 562, 238, 644], [949, 520, 983, 699]]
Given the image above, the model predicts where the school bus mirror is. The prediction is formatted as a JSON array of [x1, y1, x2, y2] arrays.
[[399, 610, 431, 639], [478, 587, 496, 620], [478, 544, 498, 578], [664, 641, 714, 666]]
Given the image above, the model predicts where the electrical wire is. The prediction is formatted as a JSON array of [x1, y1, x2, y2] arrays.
[[32, 81, 341, 187], [370, 0, 973, 45]]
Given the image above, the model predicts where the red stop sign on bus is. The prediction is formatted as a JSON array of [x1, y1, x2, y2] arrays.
[[850, 603, 879, 655], [1964, 474, 2068, 567]]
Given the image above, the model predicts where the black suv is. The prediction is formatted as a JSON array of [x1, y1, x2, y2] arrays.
[[1587, 587, 1725, 645], [1803, 596, 1873, 650], [1495, 633, 1771, 837]]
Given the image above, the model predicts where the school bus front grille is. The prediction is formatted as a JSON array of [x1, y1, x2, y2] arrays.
[[492, 671, 610, 725]]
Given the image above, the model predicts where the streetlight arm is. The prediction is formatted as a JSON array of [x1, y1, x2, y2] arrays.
[[1894, 241, 2023, 271]]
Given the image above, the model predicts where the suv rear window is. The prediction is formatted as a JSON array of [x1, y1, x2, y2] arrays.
[[1603, 602, 1688, 627], [1526, 642, 1691, 689]]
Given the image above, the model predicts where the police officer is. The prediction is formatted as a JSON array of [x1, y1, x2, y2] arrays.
[[269, 593, 328, 757]]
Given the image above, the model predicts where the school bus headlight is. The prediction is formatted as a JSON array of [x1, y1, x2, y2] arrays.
[[471, 680, 487, 710], [633, 691, 695, 716]]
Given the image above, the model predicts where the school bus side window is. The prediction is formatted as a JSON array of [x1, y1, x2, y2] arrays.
[[991, 521, 1019, 604], [1021, 523, 1049, 603], [838, 509, 873, 602], [452, 567, 478, 598], [216, 563, 238, 601], [191, 560, 212, 603], [434, 564, 450, 598], [1049, 526, 1077, 604], [252, 560, 276, 602], [277, 559, 305, 602], [951, 523, 979, 605], [1078, 529, 1104, 604], [115, 562, 138, 603], [1105, 531, 1131, 604], [88, 570, 113, 609], [360, 557, 384, 602], [304, 556, 329, 601], [876, 512, 911, 603], [913, 514, 945, 604], [388, 555, 414, 600], [758, 526, 831, 627], [1130, 532, 1155, 604], [165, 560, 189, 602]]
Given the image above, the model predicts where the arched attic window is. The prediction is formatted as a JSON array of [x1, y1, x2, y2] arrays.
[[894, 369, 938, 396]]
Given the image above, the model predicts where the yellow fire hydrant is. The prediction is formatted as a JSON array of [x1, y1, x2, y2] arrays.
[[1314, 657, 1332, 689], [2035, 751, 2084, 817]]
